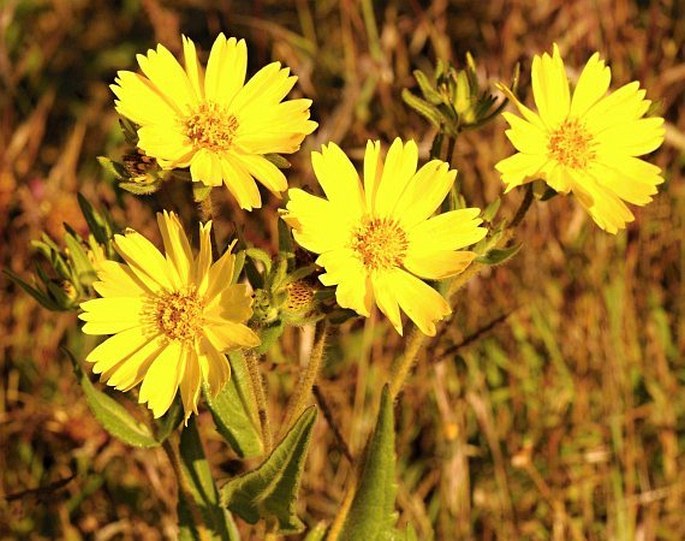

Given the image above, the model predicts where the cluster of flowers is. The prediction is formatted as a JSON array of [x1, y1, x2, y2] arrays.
[[80, 34, 664, 421]]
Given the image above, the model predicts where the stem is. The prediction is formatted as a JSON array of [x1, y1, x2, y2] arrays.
[[314, 384, 354, 463], [283, 319, 329, 430], [509, 183, 534, 229], [246, 351, 273, 454], [163, 435, 212, 541]]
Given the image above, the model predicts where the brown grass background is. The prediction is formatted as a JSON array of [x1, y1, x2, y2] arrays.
[[1, 0, 684, 539]]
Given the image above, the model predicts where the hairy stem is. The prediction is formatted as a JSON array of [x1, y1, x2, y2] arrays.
[[246, 350, 273, 454], [283, 319, 329, 430]]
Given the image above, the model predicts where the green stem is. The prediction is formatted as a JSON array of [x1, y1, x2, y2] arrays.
[[162, 435, 212, 541], [283, 319, 329, 430], [509, 183, 534, 229], [246, 350, 273, 454]]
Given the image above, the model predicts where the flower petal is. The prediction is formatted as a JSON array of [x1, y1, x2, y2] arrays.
[[386, 268, 451, 337], [531, 43, 570, 127], [79, 297, 147, 335], [372, 272, 403, 335], [220, 155, 262, 210], [157, 211, 193, 284], [394, 160, 456, 228], [403, 250, 477, 280], [136, 44, 197, 114], [205, 34, 247, 107], [139, 341, 185, 418], [569, 52, 611, 117], [407, 208, 486, 252], [235, 153, 287, 195], [495, 152, 548, 192], [373, 138, 418, 216], [311, 143, 365, 218]]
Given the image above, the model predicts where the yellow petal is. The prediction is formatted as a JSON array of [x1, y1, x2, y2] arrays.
[[204, 248, 236, 300], [531, 43, 570, 127], [136, 44, 197, 114], [235, 153, 287, 195], [371, 272, 403, 335], [79, 297, 146, 335], [311, 143, 365, 218], [86, 325, 150, 371], [189, 148, 223, 186], [205, 283, 254, 323], [205, 34, 247, 107], [220, 155, 262, 210], [114, 230, 175, 291], [394, 160, 456, 228], [92, 260, 152, 298], [111, 71, 180, 124], [102, 335, 167, 392], [495, 152, 548, 192], [373, 138, 418, 216], [157, 211, 193, 285], [570, 170, 635, 234], [363, 140, 383, 210], [403, 250, 477, 280], [180, 350, 202, 423], [182, 35, 203, 101], [595, 117, 665, 156], [138, 341, 184, 418], [584, 82, 649, 132], [206, 321, 261, 350], [136, 123, 194, 167], [229, 62, 295, 114], [569, 52, 611, 117], [386, 268, 451, 337], [502, 112, 549, 154], [197, 338, 231, 395], [194, 221, 213, 289], [496, 83, 547, 131], [317, 249, 372, 317], [590, 159, 662, 205], [407, 208, 486, 251]]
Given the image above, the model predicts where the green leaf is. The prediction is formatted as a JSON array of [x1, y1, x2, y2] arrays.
[[220, 406, 317, 534], [65, 349, 158, 448], [77, 192, 113, 247], [476, 243, 522, 266], [97, 155, 128, 179], [64, 232, 96, 287], [401, 89, 443, 128], [338, 386, 398, 540], [245, 247, 273, 275], [154, 398, 184, 444], [204, 352, 263, 458], [3, 269, 62, 311], [178, 418, 241, 541]]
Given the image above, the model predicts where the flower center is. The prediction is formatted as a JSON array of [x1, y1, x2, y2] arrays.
[[351, 217, 408, 271], [548, 119, 596, 169], [185, 102, 238, 152], [155, 289, 204, 342]]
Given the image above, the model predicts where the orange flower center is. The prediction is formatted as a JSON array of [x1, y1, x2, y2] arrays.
[[548, 119, 596, 169], [185, 102, 238, 152], [155, 289, 204, 342], [351, 217, 408, 271]]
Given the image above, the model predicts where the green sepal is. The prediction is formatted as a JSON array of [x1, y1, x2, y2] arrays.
[[338, 386, 398, 540], [412, 69, 443, 105], [482, 197, 502, 223], [154, 397, 184, 444], [203, 352, 263, 458], [220, 406, 317, 534], [255, 320, 286, 354], [118, 180, 162, 195], [401, 89, 443, 128], [178, 417, 241, 541], [77, 192, 114, 247], [264, 153, 291, 169], [245, 248, 273, 276], [193, 183, 213, 203], [303, 521, 328, 541], [64, 231, 97, 289], [97, 155, 129, 179], [476, 243, 522, 266], [65, 348, 158, 448]]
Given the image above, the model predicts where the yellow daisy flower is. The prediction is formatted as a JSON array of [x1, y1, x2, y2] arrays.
[[111, 34, 318, 210], [283, 139, 487, 336], [79, 211, 260, 420], [496, 44, 665, 233]]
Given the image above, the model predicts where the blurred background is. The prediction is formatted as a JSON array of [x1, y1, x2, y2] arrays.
[[1, 0, 683, 539]]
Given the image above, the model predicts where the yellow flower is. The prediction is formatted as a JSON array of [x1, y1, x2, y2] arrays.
[[283, 139, 487, 336], [496, 44, 665, 233], [79, 211, 260, 420], [111, 34, 318, 210]]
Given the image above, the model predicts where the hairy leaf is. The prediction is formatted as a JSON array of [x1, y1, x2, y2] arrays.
[[220, 406, 317, 534]]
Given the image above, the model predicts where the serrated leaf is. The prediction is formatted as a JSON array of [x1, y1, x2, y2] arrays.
[[220, 406, 317, 534], [401, 90, 442, 128], [339, 386, 398, 540], [412, 70, 443, 105], [65, 349, 158, 447], [204, 352, 263, 458], [476, 243, 522, 266], [178, 417, 241, 541]]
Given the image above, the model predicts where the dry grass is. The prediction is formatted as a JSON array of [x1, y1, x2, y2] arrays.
[[1, 0, 684, 539]]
